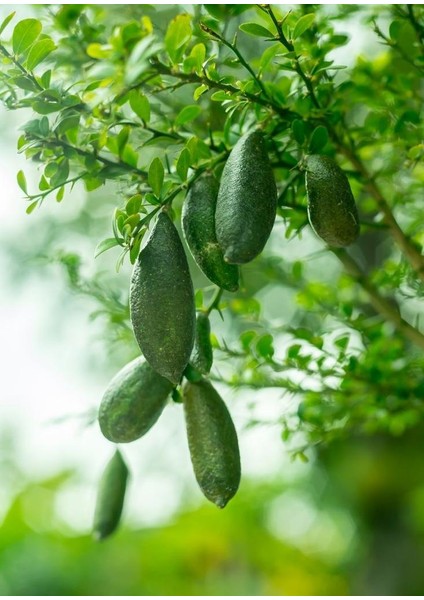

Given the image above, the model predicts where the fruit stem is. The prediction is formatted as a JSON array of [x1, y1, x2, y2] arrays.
[[200, 22, 270, 100], [206, 287, 224, 317]]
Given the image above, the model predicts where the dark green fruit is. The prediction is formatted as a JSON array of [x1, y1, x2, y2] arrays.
[[305, 154, 360, 247], [215, 131, 277, 264], [93, 450, 129, 541], [130, 212, 196, 385], [183, 379, 241, 508], [182, 174, 239, 292], [190, 312, 213, 376], [98, 357, 174, 443]]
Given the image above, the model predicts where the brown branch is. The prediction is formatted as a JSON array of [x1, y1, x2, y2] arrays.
[[150, 58, 295, 121], [331, 247, 424, 351]]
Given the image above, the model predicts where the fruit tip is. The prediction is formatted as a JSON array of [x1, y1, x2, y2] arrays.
[[214, 496, 228, 509], [223, 248, 238, 264], [93, 529, 107, 542]]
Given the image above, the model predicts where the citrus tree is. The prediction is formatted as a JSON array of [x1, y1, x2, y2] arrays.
[[1, 4, 424, 530]]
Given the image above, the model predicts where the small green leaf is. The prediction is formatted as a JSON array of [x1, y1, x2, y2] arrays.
[[148, 157, 164, 197], [186, 136, 211, 163], [126, 194, 142, 215], [239, 22, 274, 38], [39, 116, 49, 137], [25, 38, 56, 70], [40, 69, 51, 89], [259, 43, 280, 70], [12, 18, 42, 55], [0, 12, 15, 36], [84, 176, 103, 191], [56, 186, 64, 202], [408, 144, 423, 160], [193, 84, 208, 101], [117, 126, 130, 158], [17, 170, 27, 193], [165, 14, 192, 63], [86, 43, 112, 59], [334, 335, 349, 352], [50, 159, 69, 188], [309, 125, 328, 153], [295, 451, 309, 463], [210, 90, 230, 102], [292, 14, 315, 40], [144, 192, 160, 206], [240, 330, 257, 350], [256, 334, 274, 359], [186, 42, 206, 72], [12, 75, 38, 92], [389, 20, 402, 41], [292, 119, 305, 145], [55, 114, 80, 136], [130, 232, 143, 264], [176, 147, 191, 181], [32, 100, 62, 114], [129, 90, 150, 122], [39, 174, 50, 191], [287, 344, 301, 359], [124, 36, 162, 85], [175, 105, 202, 126], [25, 200, 38, 214], [94, 238, 121, 258]]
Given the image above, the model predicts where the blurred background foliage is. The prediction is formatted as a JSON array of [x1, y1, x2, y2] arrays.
[[4, 431, 424, 595], [0, 3, 424, 595]]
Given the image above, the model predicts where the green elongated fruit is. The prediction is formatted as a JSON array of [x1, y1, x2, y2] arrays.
[[182, 174, 239, 292], [130, 212, 196, 385], [93, 450, 129, 541], [183, 379, 241, 508], [305, 154, 360, 247], [215, 131, 277, 264], [190, 312, 213, 375], [98, 357, 174, 443]]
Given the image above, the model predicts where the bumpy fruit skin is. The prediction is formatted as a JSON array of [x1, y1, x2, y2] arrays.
[[183, 379, 241, 508], [93, 450, 129, 541], [130, 212, 196, 385], [98, 357, 174, 443], [215, 131, 277, 264], [190, 312, 213, 376], [182, 175, 239, 292], [305, 154, 360, 247]]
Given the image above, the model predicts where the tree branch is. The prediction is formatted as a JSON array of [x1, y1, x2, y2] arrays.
[[331, 247, 424, 351], [150, 58, 295, 121]]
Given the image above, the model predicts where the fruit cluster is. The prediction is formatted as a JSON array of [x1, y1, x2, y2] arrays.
[[93, 131, 359, 539]]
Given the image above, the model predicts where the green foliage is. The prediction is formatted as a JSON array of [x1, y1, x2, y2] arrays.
[[1, 3, 424, 454]]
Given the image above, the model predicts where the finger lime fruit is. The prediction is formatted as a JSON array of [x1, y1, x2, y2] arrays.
[[215, 131, 277, 264], [190, 312, 213, 376], [305, 154, 360, 247], [93, 450, 129, 541], [182, 174, 239, 292], [98, 357, 174, 443], [183, 379, 241, 508], [130, 211, 196, 385]]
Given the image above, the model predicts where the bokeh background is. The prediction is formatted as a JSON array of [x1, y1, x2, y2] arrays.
[[1, 4, 424, 596]]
